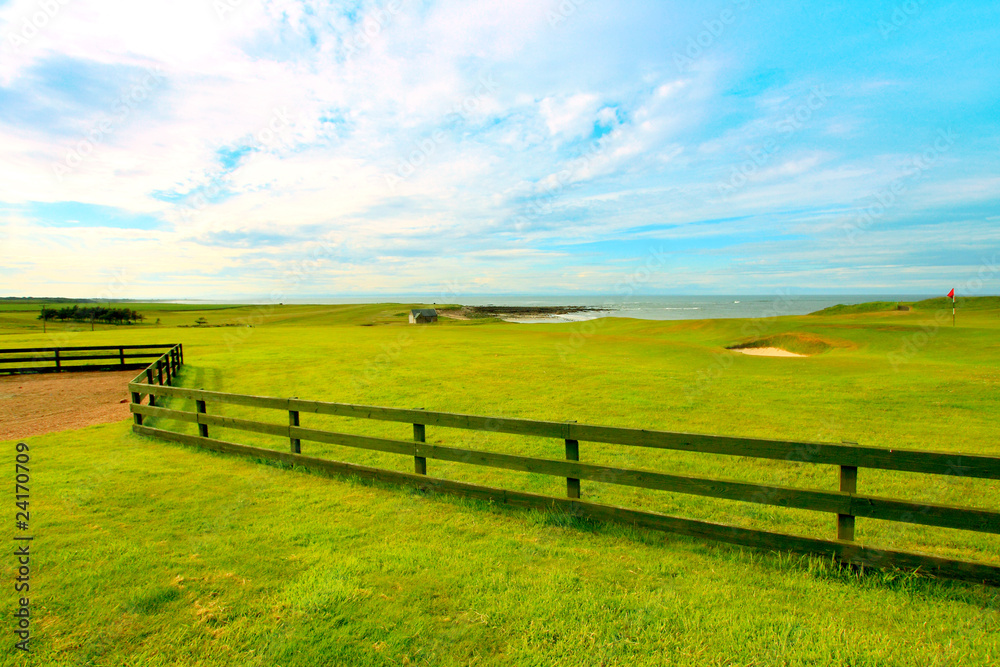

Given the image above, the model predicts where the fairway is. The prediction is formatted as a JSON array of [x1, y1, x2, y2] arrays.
[[1, 299, 999, 665]]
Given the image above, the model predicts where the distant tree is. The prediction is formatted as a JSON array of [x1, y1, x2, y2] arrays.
[[195, 317, 208, 326], [36, 304, 144, 326], [38, 306, 57, 332]]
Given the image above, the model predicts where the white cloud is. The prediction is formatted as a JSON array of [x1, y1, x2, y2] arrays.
[[539, 92, 602, 138]]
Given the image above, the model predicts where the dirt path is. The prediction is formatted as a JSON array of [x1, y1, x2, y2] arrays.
[[0, 370, 138, 441]]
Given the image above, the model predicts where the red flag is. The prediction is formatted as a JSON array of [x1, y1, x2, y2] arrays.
[[947, 288, 955, 299]]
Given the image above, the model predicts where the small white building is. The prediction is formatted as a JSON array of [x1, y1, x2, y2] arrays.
[[409, 308, 438, 324]]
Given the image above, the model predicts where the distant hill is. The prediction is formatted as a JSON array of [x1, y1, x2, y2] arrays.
[[913, 295, 1000, 310], [809, 301, 899, 315], [0, 296, 100, 303], [811, 296, 1000, 315]]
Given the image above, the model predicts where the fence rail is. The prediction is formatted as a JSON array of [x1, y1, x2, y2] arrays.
[[128, 359, 1000, 586], [0, 344, 180, 375]]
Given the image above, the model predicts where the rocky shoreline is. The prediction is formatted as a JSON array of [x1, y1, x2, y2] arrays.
[[455, 305, 610, 319]]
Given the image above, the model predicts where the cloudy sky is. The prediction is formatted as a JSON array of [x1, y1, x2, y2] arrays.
[[1, 0, 998, 299]]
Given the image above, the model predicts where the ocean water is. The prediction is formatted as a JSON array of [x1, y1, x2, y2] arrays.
[[177, 294, 932, 322], [445, 295, 932, 322]]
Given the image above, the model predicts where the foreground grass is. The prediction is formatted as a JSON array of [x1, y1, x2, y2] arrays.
[[2, 298, 1000, 664], [2, 422, 1000, 666]]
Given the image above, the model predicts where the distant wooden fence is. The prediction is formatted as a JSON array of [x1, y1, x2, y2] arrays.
[[0, 344, 182, 375], [128, 353, 1000, 585]]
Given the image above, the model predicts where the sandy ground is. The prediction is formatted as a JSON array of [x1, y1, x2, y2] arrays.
[[733, 347, 806, 357], [0, 370, 139, 441]]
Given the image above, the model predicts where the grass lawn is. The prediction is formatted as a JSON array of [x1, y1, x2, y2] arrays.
[[1, 298, 999, 665]]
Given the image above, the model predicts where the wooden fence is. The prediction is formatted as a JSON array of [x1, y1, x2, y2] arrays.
[[0, 344, 182, 375], [128, 353, 1000, 585]]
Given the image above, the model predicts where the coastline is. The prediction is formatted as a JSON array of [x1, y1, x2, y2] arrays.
[[438, 305, 611, 323], [156, 294, 938, 322]]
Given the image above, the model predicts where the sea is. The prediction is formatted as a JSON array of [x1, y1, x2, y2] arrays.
[[173, 294, 933, 323], [429, 294, 931, 322]]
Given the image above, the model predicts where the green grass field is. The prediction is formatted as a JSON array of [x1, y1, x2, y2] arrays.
[[2, 298, 999, 665]]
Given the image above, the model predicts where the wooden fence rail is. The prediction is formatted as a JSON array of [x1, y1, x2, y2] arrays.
[[127, 356, 1000, 585], [0, 344, 180, 375], [126, 345, 183, 414]]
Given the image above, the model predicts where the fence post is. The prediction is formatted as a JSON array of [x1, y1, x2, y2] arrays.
[[565, 439, 580, 499], [54, 349, 61, 370], [156, 359, 163, 386], [145, 367, 156, 406], [289, 399, 300, 454], [131, 391, 142, 425], [838, 465, 858, 541], [413, 422, 426, 475], [119, 347, 125, 367], [164, 355, 172, 385], [196, 398, 209, 438], [179, 344, 184, 365]]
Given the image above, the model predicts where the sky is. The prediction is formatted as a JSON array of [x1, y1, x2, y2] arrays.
[[0, 0, 998, 300]]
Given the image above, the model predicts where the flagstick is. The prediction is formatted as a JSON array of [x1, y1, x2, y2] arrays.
[[953, 294, 956, 327]]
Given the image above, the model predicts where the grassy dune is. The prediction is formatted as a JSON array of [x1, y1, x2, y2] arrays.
[[2, 299, 999, 665], [809, 300, 902, 315]]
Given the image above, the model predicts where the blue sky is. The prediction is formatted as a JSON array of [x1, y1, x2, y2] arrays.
[[0, 0, 998, 299]]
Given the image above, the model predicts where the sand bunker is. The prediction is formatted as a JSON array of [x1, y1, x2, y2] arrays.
[[733, 347, 806, 358], [726, 332, 853, 357], [0, 370, 138, 441]]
